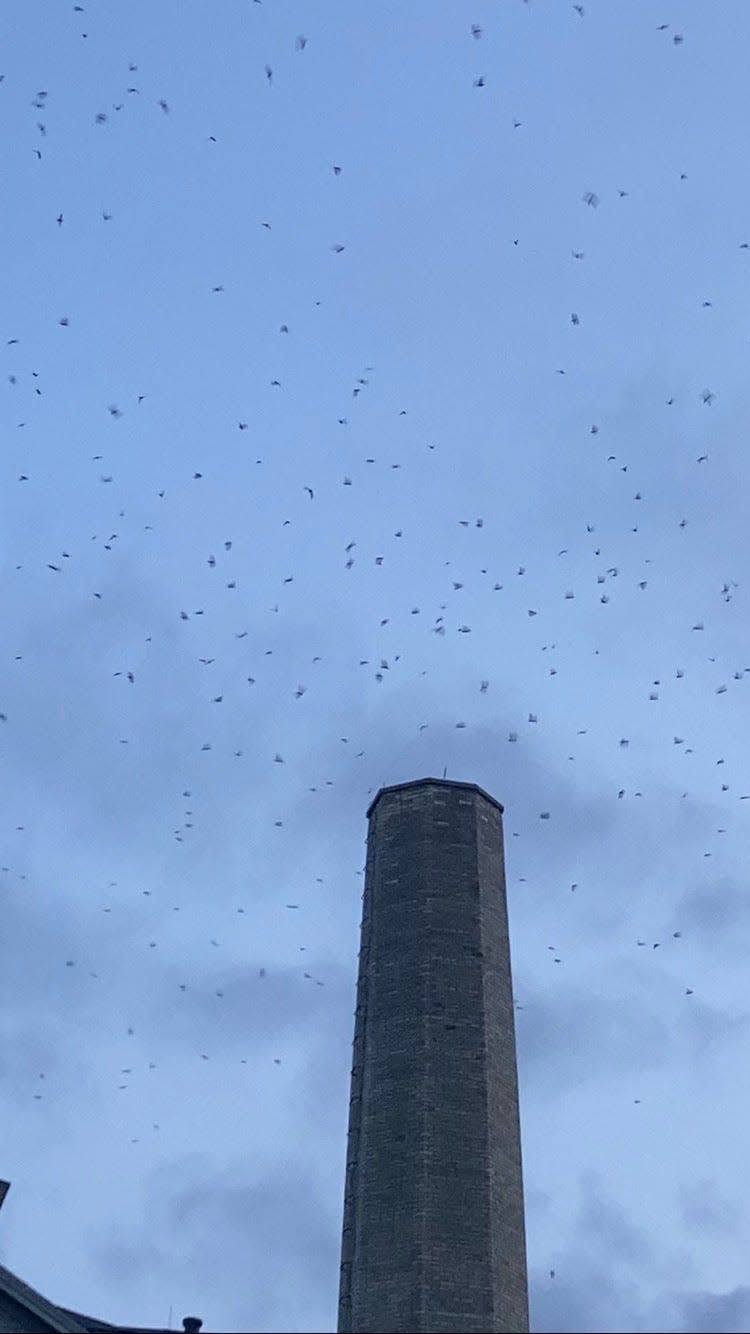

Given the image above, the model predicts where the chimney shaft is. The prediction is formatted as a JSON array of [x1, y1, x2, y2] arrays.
[[337, 778, 528, 1333]]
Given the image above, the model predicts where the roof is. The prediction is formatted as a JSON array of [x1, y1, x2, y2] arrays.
[[0, 1261, 91, 1332], [58, 1313, 179, 1334], [366, 776, 505, 819], [0, 1181, 202, 1333], [0, 1260, 198, 1334]]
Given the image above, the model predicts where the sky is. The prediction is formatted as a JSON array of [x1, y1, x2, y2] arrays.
[[1, 1, 750, 1331]]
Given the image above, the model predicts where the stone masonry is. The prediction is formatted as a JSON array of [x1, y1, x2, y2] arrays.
[[337, 778, 528, 1333]]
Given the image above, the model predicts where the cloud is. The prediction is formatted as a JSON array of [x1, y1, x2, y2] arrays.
[[516, 982, 670, 1094], [89, 1155, 340, 1333], [529, 1172, 750, 1334], [678, 1180, 742, 1240], [529, 1175, 661, 1333], [675, 879, 750, 952], [674, 1286, 750, 1334]]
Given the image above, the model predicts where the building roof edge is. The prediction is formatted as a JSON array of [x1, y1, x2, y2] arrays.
[[0, 1261, 91, 1333]]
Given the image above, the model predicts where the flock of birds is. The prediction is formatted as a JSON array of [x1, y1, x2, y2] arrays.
[[2, 13, 745, 1066], [1, 13, 748, 1326]]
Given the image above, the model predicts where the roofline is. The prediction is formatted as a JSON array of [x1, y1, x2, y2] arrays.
[[58, 1315, 176, 1334], [366, 777, 504, 820], [0, 1261, 91, 1333], [0, 1262, 181, 1334]]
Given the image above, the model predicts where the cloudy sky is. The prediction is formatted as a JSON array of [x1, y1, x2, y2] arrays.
[[1, 2, 750, 1331]]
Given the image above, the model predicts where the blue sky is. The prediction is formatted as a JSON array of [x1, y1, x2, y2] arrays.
[[2, 2, 750, 1331]]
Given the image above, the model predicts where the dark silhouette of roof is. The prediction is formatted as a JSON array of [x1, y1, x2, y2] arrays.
[[0, 1258, 202, 1334]]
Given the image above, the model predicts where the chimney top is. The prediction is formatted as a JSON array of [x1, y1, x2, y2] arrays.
[[366, 776, 504, 820], [182, 1320, 203, 1333]]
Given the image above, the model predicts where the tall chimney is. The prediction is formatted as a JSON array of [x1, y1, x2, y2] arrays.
[[337, 778, 528, 1333]]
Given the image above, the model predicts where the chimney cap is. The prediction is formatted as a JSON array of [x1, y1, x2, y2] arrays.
[[366, 777, 504, 820], [182, 1320, 203, 1333]]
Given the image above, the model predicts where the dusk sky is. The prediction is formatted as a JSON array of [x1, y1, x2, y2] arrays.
[[2, 2, 750, 1331]]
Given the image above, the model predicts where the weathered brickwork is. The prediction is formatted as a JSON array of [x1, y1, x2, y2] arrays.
[[337, 778, 528, 1334]]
